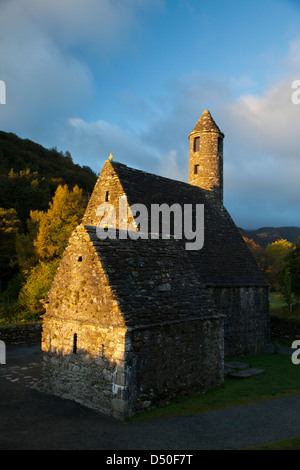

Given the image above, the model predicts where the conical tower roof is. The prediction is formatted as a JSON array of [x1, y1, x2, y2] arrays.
[[188, 110, 224, 137]]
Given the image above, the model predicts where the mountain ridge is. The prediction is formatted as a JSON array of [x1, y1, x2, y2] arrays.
[[239, 226, 300, 247]]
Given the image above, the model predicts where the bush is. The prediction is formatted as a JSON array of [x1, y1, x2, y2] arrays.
[[16, 260, 59, 322]]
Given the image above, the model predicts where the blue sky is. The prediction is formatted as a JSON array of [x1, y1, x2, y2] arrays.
[[0, 0, 300, 229]]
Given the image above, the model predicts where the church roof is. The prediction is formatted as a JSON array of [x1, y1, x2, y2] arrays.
[[84, 226, 220, 328], [93, 161, 268, 287], [188, 110, 224, 137]]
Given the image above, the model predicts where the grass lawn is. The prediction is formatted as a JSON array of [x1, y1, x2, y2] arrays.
[[244, 436, 300, 450], [129, 347, 300, 423], [269, 291, 300, 322]]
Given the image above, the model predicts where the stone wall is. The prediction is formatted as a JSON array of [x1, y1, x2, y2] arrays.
[[0, 323, 42, 345], [208, 286, 270, 358], [189, 130, 223, 205], [127, 317, 224, 417], [270, 317, 300, 339], [82, 160, 136, 229], [39, 315, 224, 420], [39, 316, 127, 418]]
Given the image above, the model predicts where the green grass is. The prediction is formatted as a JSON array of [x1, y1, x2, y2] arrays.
[[269, 291, 300, 322], [244, 436, 300, 450], [129, 349, 300, 423], [269, 292, 287, 311]]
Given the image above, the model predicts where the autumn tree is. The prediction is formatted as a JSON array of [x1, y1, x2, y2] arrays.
[[283, 237, 300, 298], [33, 184, 86, 261], [15, 184, 86, 320], [265, 239, 293, 290]]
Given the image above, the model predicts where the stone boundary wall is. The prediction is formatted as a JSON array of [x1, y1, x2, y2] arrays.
[[270, 317, 300, 339], [0, 317, 296, 347], [0, 323, 42, 345]]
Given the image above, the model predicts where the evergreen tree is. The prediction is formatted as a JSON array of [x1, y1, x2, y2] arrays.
[[0, 208, 21, 292]]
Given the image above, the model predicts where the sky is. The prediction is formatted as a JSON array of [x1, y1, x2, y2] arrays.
[[0, 0, 300, 230]]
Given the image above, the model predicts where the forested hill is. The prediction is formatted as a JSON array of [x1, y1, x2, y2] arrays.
[[0, 130, 98, 228], [239, 226, 300, 248]]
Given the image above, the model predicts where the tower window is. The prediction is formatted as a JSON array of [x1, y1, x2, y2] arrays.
[[73, 333, 77, 354], [105, 191, 110, 202], [193, 137, 200, 152], [218, 137, 223, 153], [194, 164, 199, 175], [78, 256, 82, 262]]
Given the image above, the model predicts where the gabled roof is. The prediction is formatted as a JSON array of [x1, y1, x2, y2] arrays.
[[84, 226, 220, 328], [104, 161, 268, 287], [188, 110, 224, 137]]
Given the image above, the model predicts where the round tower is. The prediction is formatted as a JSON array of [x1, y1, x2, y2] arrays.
[[188, 110, 224, 205]]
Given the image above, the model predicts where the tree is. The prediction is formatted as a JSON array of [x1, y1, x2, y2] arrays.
[[15, 211, 41, 274], [14, 184, 86, 321], [265, 239, 293, 290], [1, 169, 52, 229], [0, 208, 21, 292], [33, 184, 86, 261], [17, 260, 60, 320], [243, 237, 270, 281], [266, 239, 293, 261], [283, 237, 300, 298], [281, 267, 293, 313]]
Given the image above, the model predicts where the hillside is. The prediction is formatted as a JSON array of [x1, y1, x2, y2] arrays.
[[0, 130, 98, 227], [0, 130, 97, 189], [239, 226, 300, 247]]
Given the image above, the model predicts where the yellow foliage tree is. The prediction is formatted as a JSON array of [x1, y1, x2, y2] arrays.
[[16, 184, 86, 320], [34, 184, 86, 261]]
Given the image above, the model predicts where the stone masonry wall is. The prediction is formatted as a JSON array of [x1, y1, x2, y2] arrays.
[[127, 317, 224, 417], [208, 286, 270, 358], [82, 160, 136, 229], [39, 315, 224, 420], [0, 323, 42, 345], [39, 317, 128, 419], [189, 131, 223, 205]]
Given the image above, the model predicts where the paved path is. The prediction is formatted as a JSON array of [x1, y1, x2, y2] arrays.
[[1, 344, 300, 450]]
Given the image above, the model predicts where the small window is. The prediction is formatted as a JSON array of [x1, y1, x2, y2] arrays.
[[218, 137, 223, 153], [73, 333, 77, 354], [105, 191, 109, 202], [193, 136, 200, 152], [194, 164, 199, 175], [78, 256, 82, 262]]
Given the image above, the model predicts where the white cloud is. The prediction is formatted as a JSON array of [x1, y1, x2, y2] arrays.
[[62, 117, 160, 174], [0, 0, 299, 228], [0, 0, 163, 143]]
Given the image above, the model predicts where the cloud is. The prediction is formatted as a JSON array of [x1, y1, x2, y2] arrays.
[[0, 0, 162, 143], [62, 117, 160, 174], [220, 39, 300, 226], [0, 1, 299, 228], [61, 55, 300, 228]]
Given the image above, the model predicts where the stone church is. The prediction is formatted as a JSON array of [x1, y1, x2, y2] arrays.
[[39, 110, 270, 420]]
